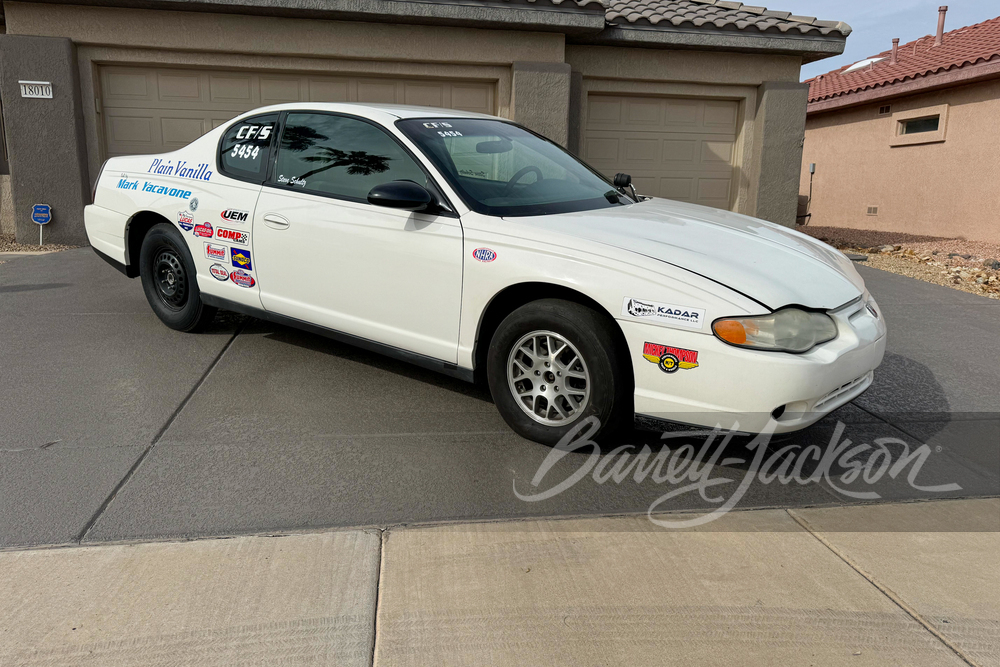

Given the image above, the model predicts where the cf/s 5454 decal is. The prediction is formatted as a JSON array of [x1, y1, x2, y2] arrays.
[[643, 342, 699, 373], [217, 227, 249, 245], [622, 297, 705, 330]]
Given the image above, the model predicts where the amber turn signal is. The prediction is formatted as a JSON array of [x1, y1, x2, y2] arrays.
[[713, 320, 747, 345]]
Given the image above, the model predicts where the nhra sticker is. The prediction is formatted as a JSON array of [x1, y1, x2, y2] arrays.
[[622, 297, 705, 330], [193, 222, 214, 238], [230, 247, 252, 270], [177, 210, 194, 232], [229, 269, 256, 288], [209, 264, 230, 281], [204, 242, 227, 261], [221, 209, 249, 223], [472, 248, 497, 262], [216, 227, 249, 245], [643, 342, 699, 374]]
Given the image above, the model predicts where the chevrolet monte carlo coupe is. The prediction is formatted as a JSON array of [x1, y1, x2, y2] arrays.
[[85, 103, 886, 444]]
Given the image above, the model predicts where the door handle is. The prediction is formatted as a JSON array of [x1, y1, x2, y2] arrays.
[[263, 213, 290, 230]]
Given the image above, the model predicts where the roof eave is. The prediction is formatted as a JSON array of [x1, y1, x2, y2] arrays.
[[808, 58, 1000, 114], [7, 0, 609, 34], [572, 24, 847, 62]]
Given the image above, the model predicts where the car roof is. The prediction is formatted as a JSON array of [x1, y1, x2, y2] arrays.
[[235, 102, 501, 121]]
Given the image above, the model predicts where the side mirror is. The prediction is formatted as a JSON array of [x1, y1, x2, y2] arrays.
[[613, 173, 632, 188], [367, 180, 434, 211]]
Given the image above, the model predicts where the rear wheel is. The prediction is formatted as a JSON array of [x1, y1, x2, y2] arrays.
[[139, 223, 216, 332], [487, 299, 631, 445]]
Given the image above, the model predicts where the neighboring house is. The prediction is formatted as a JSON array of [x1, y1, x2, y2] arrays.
[[0, 0, 850, 245], [801, 9, 1000, 244]]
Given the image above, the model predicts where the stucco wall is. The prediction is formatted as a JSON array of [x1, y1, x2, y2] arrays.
[[0, 175, 14, 235], [801, 78, 1000, 243]]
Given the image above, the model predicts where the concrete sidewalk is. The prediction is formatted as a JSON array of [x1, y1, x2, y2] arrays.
[[2, 499, 997, 667]]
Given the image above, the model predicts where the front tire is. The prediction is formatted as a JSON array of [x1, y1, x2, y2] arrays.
[[139, 223, 216, 332], [487, 299, 631, 445]]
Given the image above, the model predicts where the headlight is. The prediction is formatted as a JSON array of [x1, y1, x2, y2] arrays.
[[712, 308, 838, 353]]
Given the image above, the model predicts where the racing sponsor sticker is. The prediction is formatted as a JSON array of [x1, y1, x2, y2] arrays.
[[204, 242, 227, 261], [209, 264, 230, 281], [177, 210, 194, 232], [189, 197, 199, 211], [230, 247, 252, 270], [221, 208, 249, 223], [642, 342, 699, 374], [472, 247, 497, 262], [622, 297, 706, 330], [229, 269, 256, 288], [193, 221, 214, 238], [216, 227, 249, 245]]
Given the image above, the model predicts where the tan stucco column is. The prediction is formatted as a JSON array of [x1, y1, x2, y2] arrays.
[[748, 81, 809, 227], [511, 61, 572, 147]]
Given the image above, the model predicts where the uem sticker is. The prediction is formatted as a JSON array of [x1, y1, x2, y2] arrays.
[[622, 297, 705, 330]]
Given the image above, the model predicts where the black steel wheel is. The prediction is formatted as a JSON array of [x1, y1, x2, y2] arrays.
[[139, 222, 216, 332]]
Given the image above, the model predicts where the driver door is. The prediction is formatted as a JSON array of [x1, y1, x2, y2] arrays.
[[252, 112, 464, 363]]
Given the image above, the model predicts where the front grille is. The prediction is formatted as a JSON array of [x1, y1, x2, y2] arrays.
[[814, 372, 872, 411]]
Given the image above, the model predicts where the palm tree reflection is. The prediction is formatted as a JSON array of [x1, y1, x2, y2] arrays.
[[281, 124, 391, 180]]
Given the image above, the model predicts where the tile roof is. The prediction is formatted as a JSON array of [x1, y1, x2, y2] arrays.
[[605, 0, 851, 37], [807, 15, 1000, 103]]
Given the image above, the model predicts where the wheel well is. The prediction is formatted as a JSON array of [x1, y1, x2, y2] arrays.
[[472, 283, 634, 390], [124, 210, 171, 278]]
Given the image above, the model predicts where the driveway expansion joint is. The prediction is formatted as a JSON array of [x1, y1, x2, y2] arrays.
[[786, 508, 983, 667], [74, 322, 246, 544]]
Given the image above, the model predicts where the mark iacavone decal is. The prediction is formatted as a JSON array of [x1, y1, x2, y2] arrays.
[[643, 342, 699, 374]]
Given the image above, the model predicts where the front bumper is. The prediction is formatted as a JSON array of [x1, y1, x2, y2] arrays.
[[620, 296, 887, 434]]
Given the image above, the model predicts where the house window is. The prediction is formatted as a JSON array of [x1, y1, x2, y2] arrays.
[[878, 105, 892, 116], [866, 206, 879, 216], [901, 116, 940, 135]]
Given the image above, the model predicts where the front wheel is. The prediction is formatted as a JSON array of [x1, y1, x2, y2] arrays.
[[139, 223, 216, 332], [487, 299, 631, 445]]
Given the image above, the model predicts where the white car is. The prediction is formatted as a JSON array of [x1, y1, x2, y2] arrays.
[[85, 103, 886, 444]]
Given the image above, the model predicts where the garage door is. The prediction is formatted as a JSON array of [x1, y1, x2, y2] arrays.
[[582, 95, 738, 209], [99, 66, 496, 158]]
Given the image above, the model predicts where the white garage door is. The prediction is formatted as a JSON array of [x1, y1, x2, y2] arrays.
[[583, 94, 739, 209], [99, 66, 496, 158]]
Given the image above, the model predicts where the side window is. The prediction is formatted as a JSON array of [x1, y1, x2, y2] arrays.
[[219, 114, 278, 182], [272, 113, 427, 201]]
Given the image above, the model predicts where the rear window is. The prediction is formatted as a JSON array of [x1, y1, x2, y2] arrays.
[[219, 114, 278, 182]]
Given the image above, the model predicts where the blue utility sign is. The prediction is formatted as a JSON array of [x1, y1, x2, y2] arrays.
[[31, 204, 52, 225]]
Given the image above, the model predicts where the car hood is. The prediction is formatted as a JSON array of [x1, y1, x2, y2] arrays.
[[510, 199, 864, 311]]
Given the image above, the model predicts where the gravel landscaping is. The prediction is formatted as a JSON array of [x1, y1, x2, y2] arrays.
[[0, 234, 79, 265], [801, 226, 1000, 300]]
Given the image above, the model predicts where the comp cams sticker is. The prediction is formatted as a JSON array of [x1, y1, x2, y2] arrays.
[[622, 297, 706, 330], [216, 227, 249, 245], [642, 342, 699, 374]]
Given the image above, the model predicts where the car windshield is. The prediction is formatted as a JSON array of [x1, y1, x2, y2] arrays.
[[397, 118, 630, 217]]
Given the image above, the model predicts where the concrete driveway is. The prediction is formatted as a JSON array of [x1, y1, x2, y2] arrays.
[[1, 249, 997, 548]]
